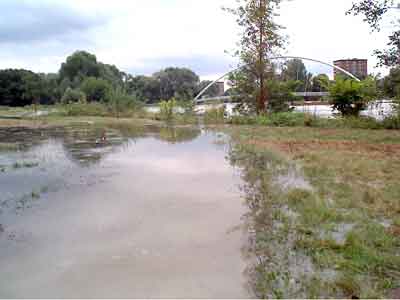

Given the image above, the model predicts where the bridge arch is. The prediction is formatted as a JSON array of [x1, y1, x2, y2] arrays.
[[194, 55, 361, 102]]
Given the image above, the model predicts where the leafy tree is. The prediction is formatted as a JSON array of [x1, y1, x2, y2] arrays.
[[109, 87, 142, 118], [196, 80, 221, 98], [154, 67, 200, 101], [81, 77, 112, 102], [61, 87, 87, 104], [267, 79, 297, 112], [126, 75, 160, 103], [348, 0, 400, 67], [312, 74, 330, 92], [0, 69, 44, 107], [383, 67, 400, 98], [225, 0, 284, 113], [281, 59, 313, 92], [98, 63, 124, 88], [282, 59, 307, 81], [59, 51, 100, 83], [330, 77, 377, 116], [33, 73, 61, 105]]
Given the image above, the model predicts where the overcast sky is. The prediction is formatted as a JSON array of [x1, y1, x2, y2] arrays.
[[0, 0, 397, 79]]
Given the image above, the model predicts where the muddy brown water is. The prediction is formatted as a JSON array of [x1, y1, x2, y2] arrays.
[[0, 125, 249, 298]]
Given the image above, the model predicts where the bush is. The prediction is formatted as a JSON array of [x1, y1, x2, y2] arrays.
[[109, 88, 144, 118], [159, 99, 177, 121], [81, 77, 113, 102], [382, 115, 400, 129], [204, 105, 226, 124], [330, 77, 377, 116], [61, 88, 86, 104]]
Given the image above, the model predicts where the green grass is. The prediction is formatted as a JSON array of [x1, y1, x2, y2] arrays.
[[229, 112, 400, 130], [224, 125, 400, 298]]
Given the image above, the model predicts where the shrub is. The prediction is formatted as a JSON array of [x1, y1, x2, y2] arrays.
[[61, 88, 86, 104], [159, 99, 177, 121], [329, 77, 377, 116], [204, 105, 226, 124], [109, 88, 144, 118], [81, 77, 113, 102], [382, 115, 400, 129]]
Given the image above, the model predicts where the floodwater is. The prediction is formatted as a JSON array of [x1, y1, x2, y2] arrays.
[[0, 125, 249, 298]]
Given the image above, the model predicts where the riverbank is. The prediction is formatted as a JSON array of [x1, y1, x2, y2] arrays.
[[222, 125, 400, 298], [1, 112, 400, 298]]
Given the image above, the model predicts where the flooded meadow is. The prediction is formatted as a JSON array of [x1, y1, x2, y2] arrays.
[[0, 124, 250, 298]]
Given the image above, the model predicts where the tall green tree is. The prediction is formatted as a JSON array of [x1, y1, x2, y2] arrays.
[[196, 80, 221, 98], [153, 67, 199, 101], [312, 74, 330, 92], [59, 51, 100, 84], [281, 59, 308, 82], [383, 66, 400, 97], [281, 59, 313, 92], [81, 77, 113, 102], [348, 0, 400, 67], [126, 75, 160, 103], [225, 0, 284, 113], [0, 69, 45, 107]]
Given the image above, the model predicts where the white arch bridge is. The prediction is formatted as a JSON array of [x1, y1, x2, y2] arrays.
[[193, 55, 360, 103]]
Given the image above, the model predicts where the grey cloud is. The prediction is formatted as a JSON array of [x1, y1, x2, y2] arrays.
[[0, 1, 108, 44], [129, 55, 238, 77]]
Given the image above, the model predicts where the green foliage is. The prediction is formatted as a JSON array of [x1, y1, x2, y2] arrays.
[[64, 102, 109, 117], [61, 87, 86, 104], [383, 67, 400, 98], [109, 87, 144, 118], [59, 51, 101, 83], [330, 77, 377, 116], [229, 111, 400, 130], [0, 69, 45, 106], [154, 67, 200, 101], [281, 59, 312, 92], [159, 99, 177, 121], [81, 77, 113, 102], [204, 105, 226, 124], [312, 74, 330, 92], [225, 0, 284, 113], [347, 1, 400, 68], [197, 80, 221, 98], [229, 112, 313, 127], [126, 75, 160, 103], [267, 79, 296, 112]]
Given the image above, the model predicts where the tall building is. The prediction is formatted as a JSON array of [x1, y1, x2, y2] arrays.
[[333, 59, 368, 79], [215, 81, 225, 96]]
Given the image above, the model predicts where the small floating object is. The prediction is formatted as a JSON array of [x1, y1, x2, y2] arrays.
[[95, 131, 107, 144]]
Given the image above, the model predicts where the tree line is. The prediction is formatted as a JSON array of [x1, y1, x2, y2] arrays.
[[0, 51, 222, 107]]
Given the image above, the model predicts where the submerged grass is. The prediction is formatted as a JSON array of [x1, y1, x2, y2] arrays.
[[225, 125, 400, 298]]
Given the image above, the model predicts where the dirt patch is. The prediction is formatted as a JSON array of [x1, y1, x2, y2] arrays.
[[246, 139, 400, 158]]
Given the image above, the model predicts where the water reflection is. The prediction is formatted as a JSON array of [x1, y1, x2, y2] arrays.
[[0, 124, 247, 298], [0, 124, 202, 216]]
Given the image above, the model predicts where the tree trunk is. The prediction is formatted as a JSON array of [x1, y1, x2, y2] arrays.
[[257, 0, 267, 114]]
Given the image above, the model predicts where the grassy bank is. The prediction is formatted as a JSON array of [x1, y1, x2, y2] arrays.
[[223, 125, 400, 298]]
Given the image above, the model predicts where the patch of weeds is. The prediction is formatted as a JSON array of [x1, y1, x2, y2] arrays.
[[225, 125, 400, 298], [31, 191, 40, 199], [12, 161, 39, 169]]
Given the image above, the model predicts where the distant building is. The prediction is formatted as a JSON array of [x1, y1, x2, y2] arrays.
[[215, 81, 225, 96], [333, 59, 368, 79]]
